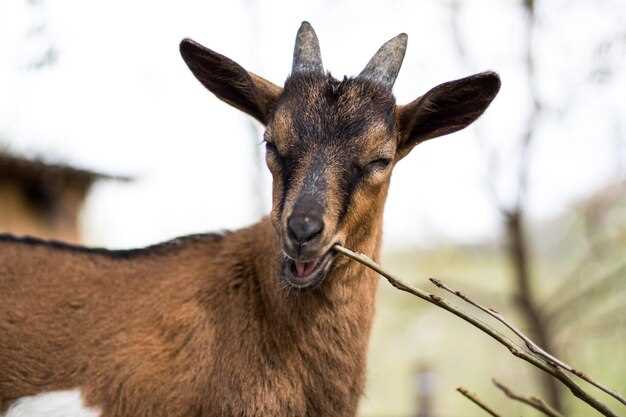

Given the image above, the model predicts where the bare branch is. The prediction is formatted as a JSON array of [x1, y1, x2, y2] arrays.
[[547, 262, 626, 324], [493, 379, 565, 417], [429, 277, 625, 405], [333, 244, 623, 417], [457, 387, 503, 417], [545, 233, 625, 310], [515, 0, 541, 210]]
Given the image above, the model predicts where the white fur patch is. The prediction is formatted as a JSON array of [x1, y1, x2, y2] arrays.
[[4, 389, 100, 417]]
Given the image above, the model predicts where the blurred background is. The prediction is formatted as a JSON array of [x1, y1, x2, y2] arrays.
[[1, 0, 625, 416]]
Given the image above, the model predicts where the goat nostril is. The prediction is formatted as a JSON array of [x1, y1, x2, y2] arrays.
[[287, 215, 323, 244]]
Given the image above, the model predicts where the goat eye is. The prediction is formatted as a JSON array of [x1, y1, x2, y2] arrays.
[[365, 158, 391, 173], [265, 141, 278, 154]]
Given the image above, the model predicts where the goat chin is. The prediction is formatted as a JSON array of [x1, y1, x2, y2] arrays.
[[4, 390, 100, 417]]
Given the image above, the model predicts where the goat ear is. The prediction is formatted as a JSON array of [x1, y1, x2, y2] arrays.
[[180, 38, 282, 125], [395, 71, 500, 158]]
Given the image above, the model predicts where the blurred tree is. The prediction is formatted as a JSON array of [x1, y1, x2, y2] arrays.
[[448, 0, 626, 413]]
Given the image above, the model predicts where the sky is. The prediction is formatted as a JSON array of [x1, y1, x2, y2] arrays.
[[1, 0, 624, 249]]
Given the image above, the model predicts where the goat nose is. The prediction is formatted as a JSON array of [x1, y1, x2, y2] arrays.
[[287, 214, 323, 244]]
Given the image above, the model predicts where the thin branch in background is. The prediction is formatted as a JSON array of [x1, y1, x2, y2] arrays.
[[555, 303, 626, 344], [542, 232, 624, 310], [333, 244, 623, 417], [544, 244, 603, 302], [447, 0, 508, 216], [547, 262, 626, 326], [457, 387, 503, 417], [493, 379, 565, 417], [429, 278, 625, 405]]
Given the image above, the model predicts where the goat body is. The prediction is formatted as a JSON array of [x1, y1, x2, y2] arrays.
[[0, 218, 379, 417]]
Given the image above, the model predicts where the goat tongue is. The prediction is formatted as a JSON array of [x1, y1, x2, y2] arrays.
[[295, 260, 318, 278]]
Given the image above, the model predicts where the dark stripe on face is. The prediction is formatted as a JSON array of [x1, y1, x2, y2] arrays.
[[290, 147, 328, 217], [301, 150, 327, 198], [278, 153, 295, 215], [337, 158, 361, 227]]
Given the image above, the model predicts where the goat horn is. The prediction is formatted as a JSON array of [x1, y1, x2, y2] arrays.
[[358, 33, 408, 89], [292, 21, 324, 74]]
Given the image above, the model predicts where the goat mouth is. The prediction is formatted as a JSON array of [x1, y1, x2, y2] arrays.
[[282, 249, 336, 289]]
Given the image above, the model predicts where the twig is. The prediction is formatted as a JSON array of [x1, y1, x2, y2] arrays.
[[544, 233, 623, 308], [457, 387, 503, 417], [333, 244, 622, 417], [556, 303, 626, 340], [547, 262, 626, 325], [429, 278, 625, 406], [493, 379, 565, 417]]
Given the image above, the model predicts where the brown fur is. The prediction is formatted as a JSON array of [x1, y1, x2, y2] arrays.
[[0, 217, 380, 417]]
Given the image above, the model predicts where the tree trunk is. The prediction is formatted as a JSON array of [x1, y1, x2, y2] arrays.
[[505, 210, 563, 412]]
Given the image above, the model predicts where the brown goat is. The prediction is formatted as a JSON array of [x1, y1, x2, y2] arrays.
[[0, 22, 500, 417]]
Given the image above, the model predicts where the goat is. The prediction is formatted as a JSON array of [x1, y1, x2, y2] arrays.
[[0, 22, 500, 417]]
